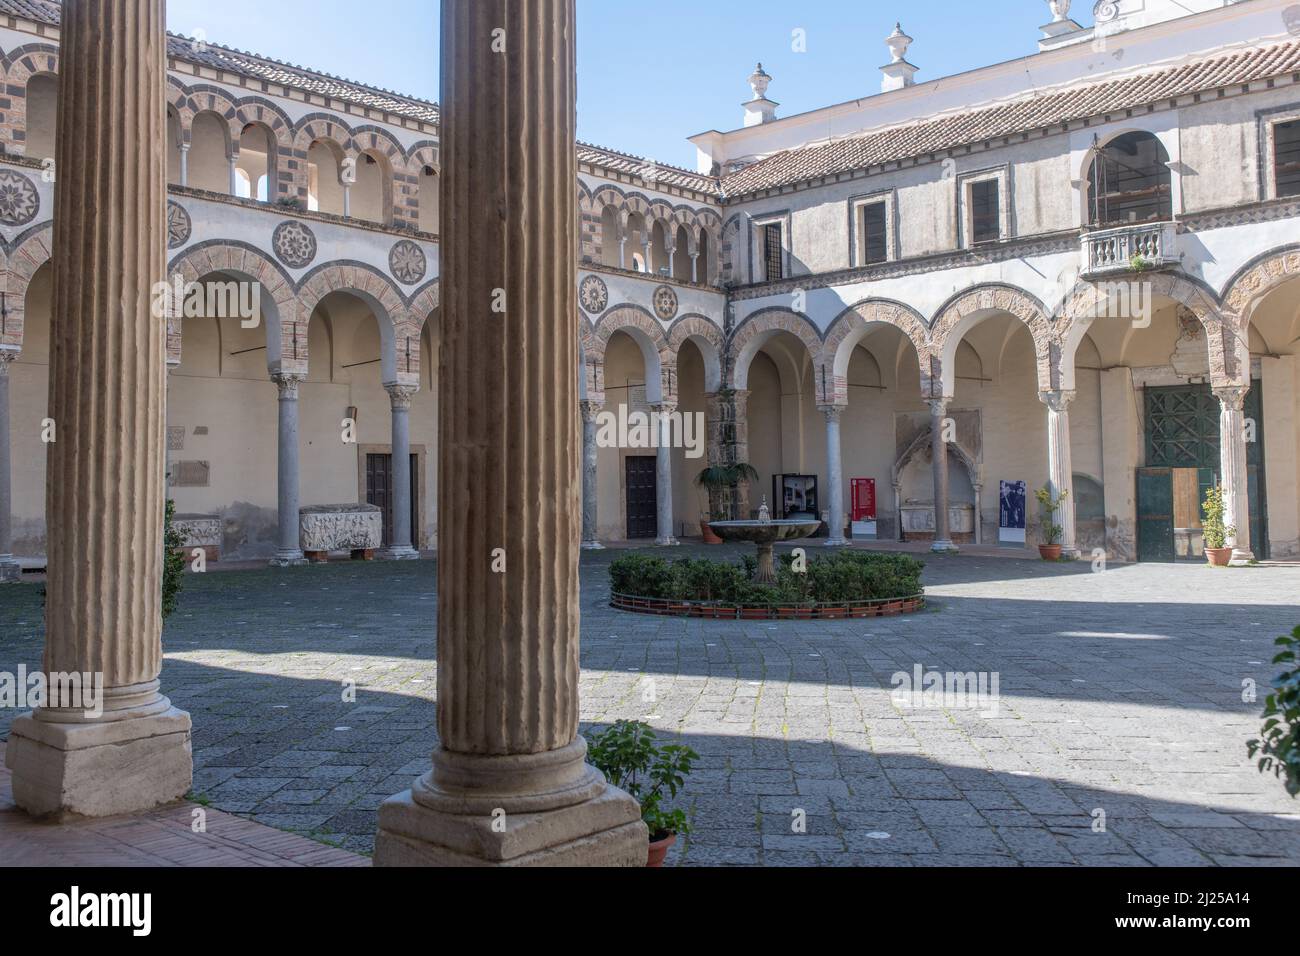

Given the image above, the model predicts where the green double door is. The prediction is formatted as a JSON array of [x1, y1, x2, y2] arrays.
[[1136, 384, 1268, 562]]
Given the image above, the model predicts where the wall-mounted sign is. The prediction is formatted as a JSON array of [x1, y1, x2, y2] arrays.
[[999, 480, 1027, 544]]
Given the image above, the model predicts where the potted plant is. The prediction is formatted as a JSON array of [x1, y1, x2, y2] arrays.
[[1201, 483, 1236, 567], [1034, 484, 1068, 560], [1247, 625, 1300, 797], [585, 719, 698, 867], [694, 462, 760, 540]]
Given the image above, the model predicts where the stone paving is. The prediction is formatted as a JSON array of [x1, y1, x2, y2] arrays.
[[2, 545, 1299, 866]]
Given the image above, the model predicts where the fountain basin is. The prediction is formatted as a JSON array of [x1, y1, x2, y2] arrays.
[[708, 519, 822, 583]]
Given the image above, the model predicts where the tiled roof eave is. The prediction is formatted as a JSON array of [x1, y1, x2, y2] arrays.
[[720, 39, 1300, 199]]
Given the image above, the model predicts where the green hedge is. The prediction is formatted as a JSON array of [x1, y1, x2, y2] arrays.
[[609, 550, 924, 605]]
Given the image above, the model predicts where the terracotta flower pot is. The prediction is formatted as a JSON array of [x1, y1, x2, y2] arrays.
[[647, 832, 677, 867], [1205, 546, 1233, 567], [700, 521, 723, 545], [1038, 544, 1062, 561]]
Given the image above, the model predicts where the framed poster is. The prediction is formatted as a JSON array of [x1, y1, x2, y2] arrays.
[[999, 480, 1027, 544]]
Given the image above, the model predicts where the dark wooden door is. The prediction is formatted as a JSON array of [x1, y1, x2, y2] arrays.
[[1137, 467, 1174, 563], [625, 456, 658, 539], [365, 453, 419, 548]]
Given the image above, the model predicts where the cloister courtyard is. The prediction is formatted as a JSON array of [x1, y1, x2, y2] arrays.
[[4, 546, 1297, 867]]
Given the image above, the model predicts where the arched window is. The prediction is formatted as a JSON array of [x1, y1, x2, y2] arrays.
[[237, 123, 275, 204], [418, 165, 439, 233], [1087, 132, 1172, 226]]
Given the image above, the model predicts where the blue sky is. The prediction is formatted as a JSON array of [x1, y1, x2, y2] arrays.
[[165, 0, 1095, 168]]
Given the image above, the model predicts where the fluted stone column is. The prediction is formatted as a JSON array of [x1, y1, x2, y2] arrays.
[[1040, 389, 1080, 559], [374, 0, 646, 867], [820, 404, 848, 546], [1215, 384, 1255, 565], [0, 351, 20, 582], [580, 400, 604, 550], [270, 372, 307, 567], [382, 383, 419, 559], [928, 397, 958, 553], [4, 0, 193, 818], [654, 402, 679, 546]]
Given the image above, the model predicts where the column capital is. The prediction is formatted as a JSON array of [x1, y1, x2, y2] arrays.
[[925, 396, 951, 417], [271, 371, 305, 398], [579, 399, 605, 421], [0, 349, 16, 374], [385, 382, 418, 410], [818, 403, 847, 422], [1038, 389, 1077, 413], [651, 400, 678, 414], [1212, 383, 1250, 411]]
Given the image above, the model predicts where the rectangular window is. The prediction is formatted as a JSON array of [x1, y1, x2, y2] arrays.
[[971, 179, 1000, 243], [1277, 119, 1300, 198], [763, 222, 783, 281], [861, 201, 888, 265]]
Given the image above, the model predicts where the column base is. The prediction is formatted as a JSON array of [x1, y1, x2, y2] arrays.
[[379, 546, 421, 561], [1229, 548, 1256, 567], [581, 540, 606, 551], [269, 549, 308, 567], [824, 536, 849, 547], [931, 539, 959, 554], [5, 704, 192, 819], [373, 741, 648, 867], [655, 537, 680, 547], [1060, 547, 1082, 560], [0, 559, 21, 583]]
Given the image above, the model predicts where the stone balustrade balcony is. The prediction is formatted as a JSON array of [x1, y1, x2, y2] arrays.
[[1080, 221, 1179, 279]]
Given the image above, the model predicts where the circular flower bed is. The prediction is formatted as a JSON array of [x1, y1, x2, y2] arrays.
[[609, 551, 926, 621]]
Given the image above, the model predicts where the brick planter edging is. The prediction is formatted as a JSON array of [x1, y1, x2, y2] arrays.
[[610, 593, 926, 621]]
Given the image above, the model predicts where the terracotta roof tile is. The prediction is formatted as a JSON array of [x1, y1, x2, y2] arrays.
[[577, 142, 720, 197], [720, 39, 1300, 197]]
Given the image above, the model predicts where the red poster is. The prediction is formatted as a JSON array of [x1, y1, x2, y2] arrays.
[[851, 479, 876, 521]]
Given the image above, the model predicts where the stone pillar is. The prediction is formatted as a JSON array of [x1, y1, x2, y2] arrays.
[[820, 404, 848, 546], [382, 384, 419, 559], [928, 397, 958, 553], [732, 389, 752, 518], [228, 154, 239, 196], [343, 183, 352, 218], [580, 399, 604, 550], [0, 351, 20, 582], [1214, 384, 1254, 565], [374, 0, 646, 867], [1040, 389, 1079, 559], [654, 402, 679, 546], [4, 0, 193, 818], [178, 143, 189, 187], [618, 237, 626, 270], [691, 253, 699, 284], [270, 372, 307, 567]]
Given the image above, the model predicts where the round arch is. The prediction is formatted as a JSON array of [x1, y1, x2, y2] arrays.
[[729, 307, 823, 393], [930, 284, 1053, 396]]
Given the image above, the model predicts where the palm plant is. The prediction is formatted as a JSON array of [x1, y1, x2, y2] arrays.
[[695, 462, 759, 520]]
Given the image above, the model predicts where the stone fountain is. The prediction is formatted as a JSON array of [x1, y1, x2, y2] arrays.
[[709, 497, 822, 585]]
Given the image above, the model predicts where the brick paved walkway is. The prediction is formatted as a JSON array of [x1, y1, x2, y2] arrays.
[[2, 545, 1299, 866]]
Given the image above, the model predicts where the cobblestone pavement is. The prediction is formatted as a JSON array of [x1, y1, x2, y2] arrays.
[[2, 546, 1299, 866]]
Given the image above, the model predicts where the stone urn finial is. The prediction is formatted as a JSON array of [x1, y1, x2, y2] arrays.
[[748, 62, 772, 101], [1048, 0, 1071, 22], [758, 496, 772, 524], [886, 23, 912, 64]]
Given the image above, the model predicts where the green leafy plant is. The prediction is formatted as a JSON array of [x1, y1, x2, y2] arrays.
[[694, 462, 760, 520], [1201, 484, 1236, 551], [274, 196, 304, 211], [1034, 484, 1068, 546], [609, 550, 924, 605], [1129, 253, 1151, 273], [585, 720, 698, 840], [162, 499, 186, 621], [1247, 626, 1300, 797]]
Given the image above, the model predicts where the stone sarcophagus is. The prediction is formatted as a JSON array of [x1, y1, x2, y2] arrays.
[[172, 513, 222, 563], [300, 504, 383, 562]]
